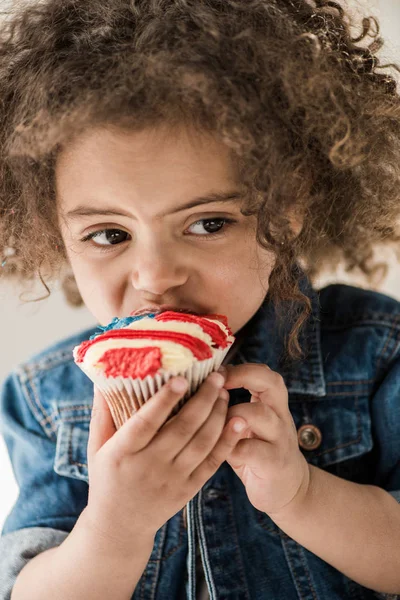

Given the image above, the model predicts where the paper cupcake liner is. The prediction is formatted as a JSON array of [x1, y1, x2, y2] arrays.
[[81, 345, 232, 430]]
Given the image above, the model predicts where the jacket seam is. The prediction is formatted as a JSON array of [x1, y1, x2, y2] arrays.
[[223, 488, 252, 599], [322, 391, 370, 397], [376, 314, 400, 375], [308, 395, 364, 459], [16, 367, 58, 440], [326, 379, 374, 385], [57, 413, 91, 422], [280, 534, 318, 600], [18, 327, 97, 378], [21, 349, 79, 378], [322, 315, 400, 332]]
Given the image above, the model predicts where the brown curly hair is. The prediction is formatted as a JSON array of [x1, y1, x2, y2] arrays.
[[1, 0, 400, 360]]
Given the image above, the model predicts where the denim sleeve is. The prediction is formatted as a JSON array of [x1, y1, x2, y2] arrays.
[[371, 355, 400, 506], [0, 371, 89, 596]]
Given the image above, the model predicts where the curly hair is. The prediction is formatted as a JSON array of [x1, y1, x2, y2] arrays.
[[0, 0, 400, 360]]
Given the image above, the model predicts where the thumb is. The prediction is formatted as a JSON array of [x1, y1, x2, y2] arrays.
[[87, 385, 117, 462]]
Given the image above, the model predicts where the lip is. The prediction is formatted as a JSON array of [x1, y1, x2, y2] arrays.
[[130, 305, 201, 316]]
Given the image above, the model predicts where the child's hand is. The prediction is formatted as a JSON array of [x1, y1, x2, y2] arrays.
[[82, 372, 247, 552], [222, 363, 311, 518]]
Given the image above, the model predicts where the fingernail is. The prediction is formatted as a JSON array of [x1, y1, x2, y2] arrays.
[[232, 419, 246, 433], [170, 377, 188, 393]]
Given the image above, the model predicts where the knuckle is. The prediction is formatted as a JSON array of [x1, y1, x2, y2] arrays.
[[261, 403, 274, 418], [272, 372, 285, 387], [250, 362, 271, 373], [260, 363, 271, 371], [175, 415, 195, 438], [131, 411, 153, 432], [193, 436, 211, 456], [205, 451, 221, 472]]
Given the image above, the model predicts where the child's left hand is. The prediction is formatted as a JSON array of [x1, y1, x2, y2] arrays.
[[222, 363, 311, 518]]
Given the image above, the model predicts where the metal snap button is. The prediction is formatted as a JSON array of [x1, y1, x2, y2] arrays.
[[297, 424, 322, 451]]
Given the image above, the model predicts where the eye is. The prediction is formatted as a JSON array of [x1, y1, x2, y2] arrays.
[[187, 218, 236, 236], [81, 229, 130, 246], [80, 217, 237, 250]]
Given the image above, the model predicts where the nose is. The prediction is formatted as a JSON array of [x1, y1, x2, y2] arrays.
[[130, 237, 189, 296]]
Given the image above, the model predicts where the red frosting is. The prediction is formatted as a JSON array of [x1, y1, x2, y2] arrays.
[[154, 311, 232, 348], [99, 347, 162, 379], [76, 329, 213, 363], [203, 313, 230, 328]]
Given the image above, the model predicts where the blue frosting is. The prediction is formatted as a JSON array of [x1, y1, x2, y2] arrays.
[[89, 313, 157, 340]]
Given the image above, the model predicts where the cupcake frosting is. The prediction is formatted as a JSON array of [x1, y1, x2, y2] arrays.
[[73, 310, 234, 380]]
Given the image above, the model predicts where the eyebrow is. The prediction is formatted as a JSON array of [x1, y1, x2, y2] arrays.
[[64, 190, 244, 221]]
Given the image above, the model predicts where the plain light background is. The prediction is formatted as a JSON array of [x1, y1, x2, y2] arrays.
[[0, 0, 399, 532]]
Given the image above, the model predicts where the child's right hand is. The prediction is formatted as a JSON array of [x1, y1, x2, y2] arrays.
[[81, 372, 248, 554]]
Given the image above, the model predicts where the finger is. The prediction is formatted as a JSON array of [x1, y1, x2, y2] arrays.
[[173, 391, 230, 473], [222, 363, 288, 418], [151, 372, 226, 459], [227, 437, 275, 474], [189, 411, 249, 486], [87, 386, 117, 463], [226, 402, 282, 441], [111, 376, 189, 455]]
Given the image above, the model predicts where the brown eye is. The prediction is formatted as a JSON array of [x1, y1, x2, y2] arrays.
[[187, 218, 234, 236], [101, 230, 129, 245], [82, 229, 131, 246]]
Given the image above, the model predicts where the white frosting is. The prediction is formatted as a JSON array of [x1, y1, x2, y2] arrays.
[[125, 315, 234, 346], [124, 316, 213, 345], [203, 317, 235, 344]]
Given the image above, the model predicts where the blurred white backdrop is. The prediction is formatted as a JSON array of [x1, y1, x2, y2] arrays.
[[0, 0, 399, 531]]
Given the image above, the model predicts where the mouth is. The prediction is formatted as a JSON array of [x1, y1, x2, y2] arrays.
[[130, 305, 201, 317]]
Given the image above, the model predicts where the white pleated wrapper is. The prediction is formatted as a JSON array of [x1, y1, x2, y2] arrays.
[[76, 343, 233, 430]]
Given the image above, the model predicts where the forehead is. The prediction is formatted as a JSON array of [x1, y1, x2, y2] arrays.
[[56, 125, 239, 188], [55, 125, 244, 219]]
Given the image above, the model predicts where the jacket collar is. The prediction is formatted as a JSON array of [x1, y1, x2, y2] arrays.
[[230, 265, 326, 397]]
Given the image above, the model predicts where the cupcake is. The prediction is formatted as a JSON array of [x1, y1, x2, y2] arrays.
[[73, 309, 235, 429]]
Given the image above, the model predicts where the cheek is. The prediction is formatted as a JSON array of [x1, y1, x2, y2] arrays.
[[65, 254, 123, 322], [210, 247, 274, 334], [228, 237, 274, 286]]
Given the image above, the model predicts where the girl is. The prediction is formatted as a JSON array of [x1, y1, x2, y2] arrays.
[[0, 0, 400, 598]]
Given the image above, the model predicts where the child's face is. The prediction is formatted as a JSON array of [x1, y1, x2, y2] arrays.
[[56, 125, 276, 334]]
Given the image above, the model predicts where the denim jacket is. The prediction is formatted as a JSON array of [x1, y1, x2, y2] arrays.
[[1, 274, 400, 600]]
